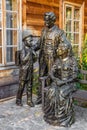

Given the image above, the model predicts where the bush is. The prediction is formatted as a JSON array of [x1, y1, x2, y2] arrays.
[[77, 34, 87, 91], [81, 34, 87, 70]]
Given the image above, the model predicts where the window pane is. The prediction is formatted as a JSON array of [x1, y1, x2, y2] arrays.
[[6, 0, 18, 11], [0, 1, 2, 10], [74, 21, 79, 32], [0, 29, 2, 46], [13, 47, 17, 62], [66, 7, 72, 19], [6, 12, 17, 28], [74, 8, 80, 20], [66, 20, 71, 32], [66, 33, 71, 42], [6, 47, 17, 62], [72, 45, 79, 56], [0, 13, 2, 27], [74, 34, 79, 44], [0, 47, 2, 63], [6, 30, 18, 45]]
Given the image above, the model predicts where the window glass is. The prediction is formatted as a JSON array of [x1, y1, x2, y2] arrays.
[[6, 12, 17, 28], [66, 7, 72, 19], [72, 45, 79, 56], [74, 33, 79, 44], [6, 47, 17, 62], [74, 21, 79, 32], [5, 0, 19, 64], [66, 20, 71, 32], [0, 47, 2, 63], [6, 30, 18, 45], [0, 1, 2, 10], [0, 0, 21, 65], [0, 29, 2, 46], [6, 0, 18, 11], [6, 47, 13, 62], [66, 33, 71, 42], [64, 4, 81, 55], [74, 8, 80, 20], [0, 13, 2, 27]]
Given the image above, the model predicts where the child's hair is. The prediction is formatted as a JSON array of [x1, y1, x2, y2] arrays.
[[22, 29, 33, 41]]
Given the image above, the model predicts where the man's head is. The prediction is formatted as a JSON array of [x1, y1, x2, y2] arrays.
[[44, 12, 56, 28]]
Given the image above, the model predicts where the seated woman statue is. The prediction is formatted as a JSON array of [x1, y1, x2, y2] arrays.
[[43, 42, 78, 127]]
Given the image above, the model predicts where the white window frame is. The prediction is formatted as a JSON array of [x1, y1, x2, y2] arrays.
[[0, 0, 22, 67], [63, 1, 84, 56], [0, 0, 3, 65]]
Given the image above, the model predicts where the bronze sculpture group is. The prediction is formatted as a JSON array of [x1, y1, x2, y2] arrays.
[[16, 12, 78, 127]]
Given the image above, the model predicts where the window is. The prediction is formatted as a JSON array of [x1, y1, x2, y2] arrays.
[[0, 0, 2, 64], [63, 2, 84, 56], [0, 0, 22, 66]]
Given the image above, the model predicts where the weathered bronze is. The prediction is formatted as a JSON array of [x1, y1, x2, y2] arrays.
[[16, 30, 36, 107], [43, 42, 78, 127], [35, 12, 73, 104]]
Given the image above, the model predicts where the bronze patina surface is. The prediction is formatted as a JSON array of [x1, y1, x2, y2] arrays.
[[43, 42, 78, 127], [16, 30, 36, 107], [35, 12, 73, 105]]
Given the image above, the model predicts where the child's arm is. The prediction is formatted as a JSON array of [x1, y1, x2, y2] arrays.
[[20, 49, 30, 64]]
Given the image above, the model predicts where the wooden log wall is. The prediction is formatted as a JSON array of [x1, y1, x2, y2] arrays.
[[23, 0, 60, 36], [22, 0, 87, 36], [84, 1, 87, 34]]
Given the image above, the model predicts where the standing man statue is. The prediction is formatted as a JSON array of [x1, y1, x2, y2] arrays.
[[16, 30, 36, 107], [35, 12, 72, 104]]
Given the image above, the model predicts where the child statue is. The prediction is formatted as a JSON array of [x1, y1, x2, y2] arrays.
[[16, 30, 36, 107]]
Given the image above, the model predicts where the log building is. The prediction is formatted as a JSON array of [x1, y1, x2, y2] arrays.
[[0, 0, 86, 99]]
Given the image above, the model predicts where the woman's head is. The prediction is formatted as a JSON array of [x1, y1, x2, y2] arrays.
[[57, 43, 71, 57]]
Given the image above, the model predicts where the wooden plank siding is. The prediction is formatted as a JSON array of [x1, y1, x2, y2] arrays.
[[64, 0, 83, 4], [84, 3, 87, 33], [22, 0, 87, 36], [23, 0, 60, 36]]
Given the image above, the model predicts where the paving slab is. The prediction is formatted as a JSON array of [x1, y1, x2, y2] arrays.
[[0, 96, 87, 130]]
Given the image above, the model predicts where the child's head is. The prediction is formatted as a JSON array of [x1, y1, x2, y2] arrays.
[[22, 29, 33, 47], [24, 35, 33, 47]]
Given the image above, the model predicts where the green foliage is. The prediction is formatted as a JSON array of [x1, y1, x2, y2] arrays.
[[76, 82, 81, 89], [75, 34, 87, 91], [81, 34, 87, 70], [32, 70, 39, 94], [74, 100, 79, 105], [80, 84, 87, 91]]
